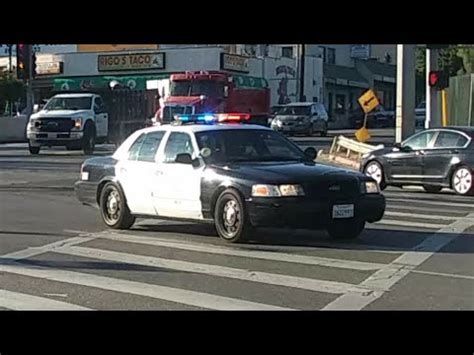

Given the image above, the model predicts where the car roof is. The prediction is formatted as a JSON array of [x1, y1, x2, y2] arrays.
[[139, 123, 272, 135], [426, 126, 474, 135], [53, 93, 96, 98]]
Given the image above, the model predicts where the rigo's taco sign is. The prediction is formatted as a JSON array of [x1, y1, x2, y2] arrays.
[[98, 52, 165, 72]]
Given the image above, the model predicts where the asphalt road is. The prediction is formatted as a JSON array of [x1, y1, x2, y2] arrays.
[[1, 133, 473, 310]]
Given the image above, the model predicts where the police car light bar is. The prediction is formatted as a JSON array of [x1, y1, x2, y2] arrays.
[[174, 113, 251, 124]]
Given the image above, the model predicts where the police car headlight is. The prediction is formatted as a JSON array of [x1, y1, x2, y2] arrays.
[[252, 184, 305, 197], [362, 181, 379, 194]]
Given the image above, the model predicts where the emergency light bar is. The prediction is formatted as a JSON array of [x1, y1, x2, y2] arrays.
[[174, 113, 251, 125]]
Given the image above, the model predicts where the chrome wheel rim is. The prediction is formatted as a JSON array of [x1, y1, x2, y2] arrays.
[[104, 189, 121, 224], [365, 163, 382, 184], [453, 168, 472, 194], [221, 200, 241, 238]]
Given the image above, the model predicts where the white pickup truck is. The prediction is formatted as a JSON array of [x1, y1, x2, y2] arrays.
[[26, 93, 108, 155]]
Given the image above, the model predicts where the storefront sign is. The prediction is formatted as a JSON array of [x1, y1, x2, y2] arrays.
[[351, 45, 371, 59], [98, 52, 165, 72], [35, 62, 63, 75], [220, 53, 249, 73]]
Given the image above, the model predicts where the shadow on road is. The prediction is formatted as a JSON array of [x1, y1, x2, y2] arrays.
[[128, 222, 474, 255]]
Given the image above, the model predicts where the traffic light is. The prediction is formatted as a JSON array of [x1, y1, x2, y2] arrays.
[[16, 44, 31, 81], [428, 70, 449, 90]]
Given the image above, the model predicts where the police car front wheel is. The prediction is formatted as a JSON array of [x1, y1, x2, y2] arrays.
[[214, 189, 253, 243], [99, 182, 135, 229]]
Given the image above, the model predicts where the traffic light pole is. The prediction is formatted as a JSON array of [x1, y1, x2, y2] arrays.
[[426, 48, 441, 128], [25, 44, 34, 117], [395, 44, 416, 143]]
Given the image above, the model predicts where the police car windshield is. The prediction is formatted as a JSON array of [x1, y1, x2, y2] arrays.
[[44, 97, 92, 111], [195, 129, 305, 164]]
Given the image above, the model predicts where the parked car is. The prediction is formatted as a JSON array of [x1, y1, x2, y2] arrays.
[[270, 102, 328, 136], [350, 105, 395, 129], [361, 126, 474, 195]]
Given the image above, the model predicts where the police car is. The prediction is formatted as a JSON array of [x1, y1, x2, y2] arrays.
[[75, 113, 385, 243]]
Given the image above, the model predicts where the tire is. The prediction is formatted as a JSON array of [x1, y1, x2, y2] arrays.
[[423, 185, 442, 194], [451, 166, 474, 196], [363, 161, 387, 190], [214, 189, 252, 243], [28, 142, 40, 155], [82, 123, 96, 155], [99, 182, 135, 229], [327, 219, 365, 240]]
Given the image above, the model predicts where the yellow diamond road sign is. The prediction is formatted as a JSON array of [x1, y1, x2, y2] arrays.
[[358, 89, 380, 114]]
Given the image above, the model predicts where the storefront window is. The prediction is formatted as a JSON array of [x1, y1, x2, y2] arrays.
[[335, 94, 345, 114]]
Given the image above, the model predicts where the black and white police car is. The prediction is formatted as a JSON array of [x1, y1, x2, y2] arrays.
[[75, 113, 385, 243]]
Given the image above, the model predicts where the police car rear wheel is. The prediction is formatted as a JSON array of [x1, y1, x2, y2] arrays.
[[215, 189, 252, 243], [99, 183, 135, 229]]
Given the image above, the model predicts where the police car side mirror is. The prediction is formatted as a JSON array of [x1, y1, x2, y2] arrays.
[[304, 147, 317, 161], [175, 153, 194, 165]]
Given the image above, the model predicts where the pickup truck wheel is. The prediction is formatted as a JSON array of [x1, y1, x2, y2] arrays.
[[28, 142, 40, 155], [327, 219, 365, 240], [99, 182, 135, 229], [214, 189, 252, 243], [82, 123, 96, 155]]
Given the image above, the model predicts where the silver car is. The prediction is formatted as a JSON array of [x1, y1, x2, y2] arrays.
[[271, 102, 329, 136]]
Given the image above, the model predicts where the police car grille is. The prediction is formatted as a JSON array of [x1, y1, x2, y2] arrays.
[[304, 178, 360, 200]]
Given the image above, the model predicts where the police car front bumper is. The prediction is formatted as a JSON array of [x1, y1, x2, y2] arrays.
[[247, 194, 385, 228]]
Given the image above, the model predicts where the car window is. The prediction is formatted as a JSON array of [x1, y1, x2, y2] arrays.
[[163, 132, 195, 163], [403, 131, 436, 150], [94, 97, 104, 112], [127, 134, 146, 161], [136, 131, 166, 162], [433, 131, 468, 148]]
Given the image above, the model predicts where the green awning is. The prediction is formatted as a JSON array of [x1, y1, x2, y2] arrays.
[[53, 74, 170, 91]]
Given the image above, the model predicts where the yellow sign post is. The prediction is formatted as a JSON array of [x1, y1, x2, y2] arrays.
[[355, 89, 381, 143]]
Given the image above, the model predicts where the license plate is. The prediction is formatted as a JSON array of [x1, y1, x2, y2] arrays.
[[332, 204, 354, 219]]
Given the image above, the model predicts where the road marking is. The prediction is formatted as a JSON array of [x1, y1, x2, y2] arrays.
[[55, 245, 373, 295], [322, 212, 474, 310], [0, 236, 96, 259], [0, 261, 290, 311], [386, 204, 467, 216], [384, 211, 457, 222], [0, 289, 90, 310], [374, 219, 446, 229], [97, 232, 386, 271], [410, 269, 474, 281], [387, 197, 474, 209]]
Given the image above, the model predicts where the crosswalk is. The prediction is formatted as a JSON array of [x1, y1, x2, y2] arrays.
[[0, 187, 472, 311]]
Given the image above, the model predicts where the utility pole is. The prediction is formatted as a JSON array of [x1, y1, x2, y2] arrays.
[[8, 44, 13, 74], [395, 44, 416, 143], [299, 44, 305, 102], [425, 47, 441, 128]]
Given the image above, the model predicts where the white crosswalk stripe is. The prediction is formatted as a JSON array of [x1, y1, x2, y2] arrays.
[[0, 289, 90, 311]]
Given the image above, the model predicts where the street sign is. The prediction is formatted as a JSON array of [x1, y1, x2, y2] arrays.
[[355, 126, 371, 143], [358, 89, 380, 114]]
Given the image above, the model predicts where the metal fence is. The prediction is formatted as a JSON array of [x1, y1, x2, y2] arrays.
[[448, 74, 474, 126]]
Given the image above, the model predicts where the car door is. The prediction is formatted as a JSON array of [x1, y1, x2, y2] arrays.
[[116, 131, 166, 215], [386, 130, 437, 181], [93, 96, 108, 138], [423, 130, 470, 183], [151, 131, 205, 219]]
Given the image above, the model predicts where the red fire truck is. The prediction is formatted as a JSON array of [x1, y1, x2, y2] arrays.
[[153, 71, 271, 126]]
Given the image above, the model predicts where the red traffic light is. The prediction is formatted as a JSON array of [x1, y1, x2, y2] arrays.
[[429, 71, 440, 87], [429, 70, 449, 90]]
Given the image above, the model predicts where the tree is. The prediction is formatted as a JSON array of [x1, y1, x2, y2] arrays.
[[0, 69, 26, 115]]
